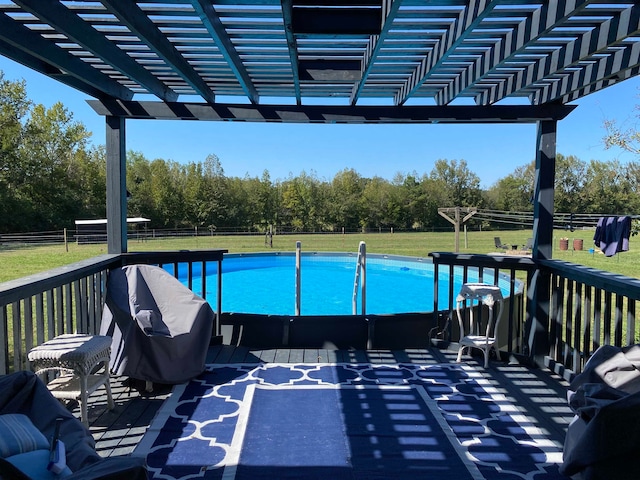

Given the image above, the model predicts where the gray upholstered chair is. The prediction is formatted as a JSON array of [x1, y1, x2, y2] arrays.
[[0, 370, 146, 479]]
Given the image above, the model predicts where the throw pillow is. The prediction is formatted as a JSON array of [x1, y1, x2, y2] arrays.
[[0, 414, 49, 458]]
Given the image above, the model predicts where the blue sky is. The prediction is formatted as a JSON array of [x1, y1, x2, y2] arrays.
[[1, 55, 639, 189]]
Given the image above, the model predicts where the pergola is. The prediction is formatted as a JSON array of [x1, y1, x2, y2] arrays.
[[1, 0, 639, 360]]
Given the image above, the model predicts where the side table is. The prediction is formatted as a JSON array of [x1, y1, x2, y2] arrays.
[[28, 334, 115, 426]]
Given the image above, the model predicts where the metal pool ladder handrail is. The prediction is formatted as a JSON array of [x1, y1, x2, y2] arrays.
[[295, 241, 301, 316], [352, 241, 366, 315]]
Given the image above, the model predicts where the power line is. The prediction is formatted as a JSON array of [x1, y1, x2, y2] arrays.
[[473, 210, 637, 230]]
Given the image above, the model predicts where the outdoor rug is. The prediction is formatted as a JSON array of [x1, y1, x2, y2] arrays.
[[134, 363, 565, 479]]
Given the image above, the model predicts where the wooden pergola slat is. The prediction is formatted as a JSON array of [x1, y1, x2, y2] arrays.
[[1, 0, 635, 109]]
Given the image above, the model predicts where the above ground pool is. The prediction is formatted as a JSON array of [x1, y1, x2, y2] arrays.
[[173, 252, 519, 316]]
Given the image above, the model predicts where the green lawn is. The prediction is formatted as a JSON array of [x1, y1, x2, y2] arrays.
[[1, 229, 638, 284]]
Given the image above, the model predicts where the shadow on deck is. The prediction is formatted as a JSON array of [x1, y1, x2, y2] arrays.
[[75, 345, 573, 472]]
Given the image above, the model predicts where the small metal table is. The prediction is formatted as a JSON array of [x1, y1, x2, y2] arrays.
[[28, 334, 115, 426]]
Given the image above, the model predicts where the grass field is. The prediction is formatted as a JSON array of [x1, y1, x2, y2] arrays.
[[1, 228, 638, 284]]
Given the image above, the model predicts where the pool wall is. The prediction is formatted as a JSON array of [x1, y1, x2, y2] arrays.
[[174, 251, 524, 351], [219, 292, 524, 352], [219, 312, 439, 349]]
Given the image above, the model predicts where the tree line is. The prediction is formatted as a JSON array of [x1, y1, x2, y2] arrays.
[[2, 72, 640, 234]]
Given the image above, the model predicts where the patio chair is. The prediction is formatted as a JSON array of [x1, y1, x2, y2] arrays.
[[100, 264, 214, 387], [494, 237, 509, 250], [455, 283, 504, 368], [0, 370, 146, 479], [523, 237, 533, 251]]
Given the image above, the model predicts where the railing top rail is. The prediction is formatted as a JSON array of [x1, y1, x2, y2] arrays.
[[539, 259, 640, 300], [0, 254, 121, 305], [0, 249, 228, 306], [121, 249, 227, 265], [429, 252, 536, 271]]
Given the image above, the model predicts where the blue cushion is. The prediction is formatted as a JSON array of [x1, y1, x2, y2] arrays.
[[5, 449, 72, 479], [0, 414, 49, 458]]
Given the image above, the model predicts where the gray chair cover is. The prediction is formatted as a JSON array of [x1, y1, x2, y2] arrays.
[[100, 264, 214, 385], [0, 370, 146, 479], [561, 344, 640, 479]]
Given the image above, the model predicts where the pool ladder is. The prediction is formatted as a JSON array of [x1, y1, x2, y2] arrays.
[[352, 241, 366, 315]]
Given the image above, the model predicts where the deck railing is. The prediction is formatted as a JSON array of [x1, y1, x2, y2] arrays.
[[0, 250, 225, 375], [3, 249, 639, 377], [430, 252, 640, 377], [429, 252, 536, 360], [540, 259, 640, 376]]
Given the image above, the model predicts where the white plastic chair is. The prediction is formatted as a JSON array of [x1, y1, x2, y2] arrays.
[[455, 283, 504, 368]]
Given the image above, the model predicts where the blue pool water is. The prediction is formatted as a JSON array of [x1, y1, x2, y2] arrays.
[[174, 253, 516, 316]]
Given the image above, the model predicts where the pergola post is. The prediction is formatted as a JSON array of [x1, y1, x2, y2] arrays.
[[106, 115, 127, 254], [525, 120, 556, 365]]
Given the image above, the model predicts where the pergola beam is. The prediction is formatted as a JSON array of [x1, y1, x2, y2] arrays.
[[87, 100, 576, 123], [13, 0, 178, 102], [101, 0, 216, 103], [557, 64, 640, 104], [1, 2, 635, 108], [0, 13, 133, 100], [281, 0, 302, 105], [532, 37, 640, 105], [437, 0, 594, 106], [394, 0, 501, 106], [350, 0, 402, 106], [191, 0, 259, 104], [482, 3, 640, 105]]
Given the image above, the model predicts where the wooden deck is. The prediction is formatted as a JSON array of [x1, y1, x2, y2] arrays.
[[75, 345, 574, 464]]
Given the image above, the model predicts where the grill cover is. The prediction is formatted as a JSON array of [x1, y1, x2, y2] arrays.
[[100, 264, 214, 384]]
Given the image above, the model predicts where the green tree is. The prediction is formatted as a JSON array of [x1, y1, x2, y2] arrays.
[[126, 151, 155, 220], [398, 173, 421, 229], [148, 160, 185, 228], [224, 176, 250, 229], [202, 154, 228, 228], [258, 170, 279, 228], [183, 154, 228, 229], [486, 162, 535, 212], [241, 170, 278, 230], [581, 159, 640, 214], [281, 171, 325, 231], [554, 154, 586, 213], [360, 176, 393, 230], [17, 102, 91, 229], [0, 73, 31, 231], [429, 159, 482, 207], [328, 168, 365, 231], [416, 175, 451, 229], [73, 145, 107, 219]]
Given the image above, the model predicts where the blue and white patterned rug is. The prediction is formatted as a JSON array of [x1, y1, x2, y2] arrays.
[[134, 363, 566, 479]]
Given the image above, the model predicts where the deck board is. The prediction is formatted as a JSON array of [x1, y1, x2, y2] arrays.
[[72, 345, 573, 468], [286, 348, 305, 363], [274, 348, 292, 363]]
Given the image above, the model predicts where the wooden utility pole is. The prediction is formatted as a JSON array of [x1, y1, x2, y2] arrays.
[[438, 207, 477, 252]]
